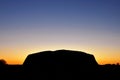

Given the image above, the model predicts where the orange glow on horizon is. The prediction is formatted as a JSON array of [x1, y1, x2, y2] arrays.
[[1, 46, 120, 65]]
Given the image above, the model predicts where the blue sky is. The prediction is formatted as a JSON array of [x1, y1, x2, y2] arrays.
[[0, 0, 120, 64]]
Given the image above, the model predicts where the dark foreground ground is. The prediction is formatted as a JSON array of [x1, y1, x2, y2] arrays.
[[0, 64, 120, 80]]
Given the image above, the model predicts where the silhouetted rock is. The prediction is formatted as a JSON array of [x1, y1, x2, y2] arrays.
[[23, 49, 99, 80], [0, 50, 120, 80]]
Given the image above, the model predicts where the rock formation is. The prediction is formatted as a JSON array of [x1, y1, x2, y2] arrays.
[[23, 49, 99, 80]]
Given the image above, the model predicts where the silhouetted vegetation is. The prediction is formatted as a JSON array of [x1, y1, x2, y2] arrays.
[[0, 50, 120, 80], [0, 59, 7, 65]]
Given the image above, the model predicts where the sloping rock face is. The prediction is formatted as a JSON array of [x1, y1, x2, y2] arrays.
[[23, 50, 99, 80]]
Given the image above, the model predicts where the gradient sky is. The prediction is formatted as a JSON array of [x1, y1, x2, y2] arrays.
[[0, 0, 120, 64]]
